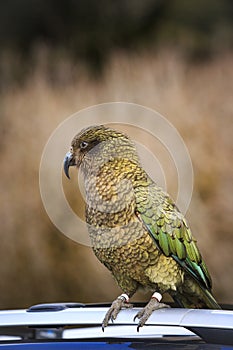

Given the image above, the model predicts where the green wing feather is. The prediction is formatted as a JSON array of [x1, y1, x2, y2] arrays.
[[135, 184, 212, 291]]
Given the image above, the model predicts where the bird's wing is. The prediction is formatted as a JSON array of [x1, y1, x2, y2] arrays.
[[135, 184, 212, 290]]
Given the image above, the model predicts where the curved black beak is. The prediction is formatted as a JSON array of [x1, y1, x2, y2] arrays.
[[63, 151, 75, 179]]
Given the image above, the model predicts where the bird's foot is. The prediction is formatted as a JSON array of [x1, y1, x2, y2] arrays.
[[134, 292, 170, 331], [102, 294, 133, 331]]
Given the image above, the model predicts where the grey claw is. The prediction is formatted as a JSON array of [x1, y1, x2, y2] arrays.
[[102, 297, 131, 330], [134, 300, 170, 330]]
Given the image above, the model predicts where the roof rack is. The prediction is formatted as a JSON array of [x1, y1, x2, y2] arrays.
[[0, 303, 232, 345]]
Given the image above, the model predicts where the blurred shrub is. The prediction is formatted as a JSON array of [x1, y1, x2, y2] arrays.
[[0, 0, 164, 70], [0, 0, 232, 74]]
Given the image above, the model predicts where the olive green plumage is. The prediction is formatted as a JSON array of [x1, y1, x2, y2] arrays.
[[64, 125, 220, 310]]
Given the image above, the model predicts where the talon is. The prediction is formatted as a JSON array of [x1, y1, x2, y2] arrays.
[[134, 294, 170, 330], [102, 294, 130, 330], [159, 302, 171, 309], [133, 308, 144, 323]]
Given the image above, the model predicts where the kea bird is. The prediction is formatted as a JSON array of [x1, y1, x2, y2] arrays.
[[64, 125, 220, 330]]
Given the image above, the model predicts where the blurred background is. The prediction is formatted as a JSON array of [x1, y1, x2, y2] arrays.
[[0, 0, 233, 309]]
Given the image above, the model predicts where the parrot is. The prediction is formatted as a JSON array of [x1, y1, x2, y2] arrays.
[[63, 125, 220, 330]]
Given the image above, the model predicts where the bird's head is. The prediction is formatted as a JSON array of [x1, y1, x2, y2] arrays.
[[63, 125, 139, 178]]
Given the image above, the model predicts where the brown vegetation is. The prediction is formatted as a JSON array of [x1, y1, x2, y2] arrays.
[[0, 50, 232, 308]]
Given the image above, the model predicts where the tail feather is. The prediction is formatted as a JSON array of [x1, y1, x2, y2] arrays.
[[173, 276, 221, 309], [200, 287, 221, 309]]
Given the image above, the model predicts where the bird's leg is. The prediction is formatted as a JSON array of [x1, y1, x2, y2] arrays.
[[134, 292, 170, 331], [102, 293, 133, 331]]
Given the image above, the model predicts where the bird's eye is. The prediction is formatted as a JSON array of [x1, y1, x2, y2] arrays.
[[80, 141, 89, 149]]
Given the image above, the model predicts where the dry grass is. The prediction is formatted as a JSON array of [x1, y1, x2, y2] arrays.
[[0, 50, 232, 308]]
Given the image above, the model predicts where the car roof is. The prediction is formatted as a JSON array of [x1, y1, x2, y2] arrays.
[[0, 303, 232, 345]]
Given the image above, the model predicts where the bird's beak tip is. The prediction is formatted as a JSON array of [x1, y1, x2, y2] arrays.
[[63, 151, 73, 179]]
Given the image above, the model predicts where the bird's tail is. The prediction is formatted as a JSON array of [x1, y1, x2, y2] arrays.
[[174, 278, 221, 309], [201, 288, 221, 309]]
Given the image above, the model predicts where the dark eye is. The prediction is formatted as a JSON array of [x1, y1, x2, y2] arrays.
[[80, 141, 89, 149]]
